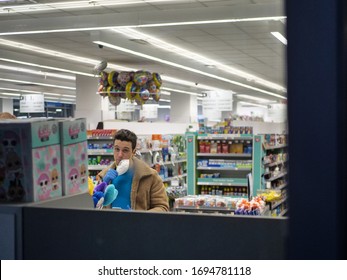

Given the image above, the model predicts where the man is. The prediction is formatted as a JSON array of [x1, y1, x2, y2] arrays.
[[97, 129, 169, 212]]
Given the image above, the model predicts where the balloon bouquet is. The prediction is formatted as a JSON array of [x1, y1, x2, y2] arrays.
[[94, 61, 162, 106]]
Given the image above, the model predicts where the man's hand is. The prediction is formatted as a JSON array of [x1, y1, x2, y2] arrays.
[[103, 169, 118, 184]]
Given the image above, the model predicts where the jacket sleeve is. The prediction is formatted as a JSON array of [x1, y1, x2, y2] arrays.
[[148, 172, 169, 212]]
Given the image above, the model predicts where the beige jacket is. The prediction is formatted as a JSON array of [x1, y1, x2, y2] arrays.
[[97, 157, 169, 212]]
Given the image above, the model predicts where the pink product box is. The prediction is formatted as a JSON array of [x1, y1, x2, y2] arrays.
[[0, 119, 63, 203]]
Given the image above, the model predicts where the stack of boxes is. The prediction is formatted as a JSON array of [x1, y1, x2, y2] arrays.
[[0, 118, 89, 203], [59, 118, 88, 196], [0, 119, 62, 202]]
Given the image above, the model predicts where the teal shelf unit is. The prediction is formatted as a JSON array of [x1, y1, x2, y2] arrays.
[[186, 132, 263, 198], [253, 134, 289, 217]]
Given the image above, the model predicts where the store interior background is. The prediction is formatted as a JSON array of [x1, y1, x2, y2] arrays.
[[1, 0, 346, 260], [0, 0, 286, 128]]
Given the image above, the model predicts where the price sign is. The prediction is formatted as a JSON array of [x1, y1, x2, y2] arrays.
[[20, 94, 45, 113]]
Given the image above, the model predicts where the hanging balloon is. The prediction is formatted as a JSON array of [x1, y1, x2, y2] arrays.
[[133, 70, 149, 87], [147, 80, 157, 93], [129, 71, 135, 80], [152, 72, 162, 88], [134, 93, 144, 105], [108, 95, 121, 106], [99, 71, 109, 87], [139, 88, 150, 102], [117, 72, 131, 87], [125, 81, 137, 99], [108, 71, 119, 86], [146, 71, 153, 81], [152, 90, 161, 102], [93, 60, 107, 75]]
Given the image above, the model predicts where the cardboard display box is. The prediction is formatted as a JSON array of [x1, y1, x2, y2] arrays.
[[59, 118, 88, 196], [0, 119, 62, 202]]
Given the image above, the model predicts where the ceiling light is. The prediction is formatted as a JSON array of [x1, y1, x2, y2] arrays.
[[236, 94, 272, 103], [2, 92, 21, 96], [271, 32, 287, 45], [0, 78, 75, 90], [161, 87, 202, 96], [0, 16, 286, 36], [239, 101, 268, 108], [0, 0, 176, 14], [94, 40, 287, 99], [0, 64, 75, 80], [112, 28, 286, 92], [0, 58, 95, 77]]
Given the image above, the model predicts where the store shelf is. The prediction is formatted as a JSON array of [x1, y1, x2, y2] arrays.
[[88, 165, 109, 170], [264, 159, 288, 167], [197, 153, 252, 158], [88, 150, 113, 155], [159, 159, 187, 165], [265, 171, 288, 182], [197, 178, 248, 186], [162, 173, 187, 182], [263, 143, 288, 151], [197, 134, 253, 140], [274, 183, 288, 190], [197, 166, 252, 171], [270, 197, 286, 209], [279, 208, 288, 216], [174, 205, 235, 214], [87, 136, 114, 140]]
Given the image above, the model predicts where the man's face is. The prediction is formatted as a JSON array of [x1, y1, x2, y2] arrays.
[[113, 140, 134, 165]]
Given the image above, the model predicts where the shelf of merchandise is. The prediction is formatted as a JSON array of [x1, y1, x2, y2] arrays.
[[87, 133, 187, 192], [186, 132, 259, 199], [162, 173, 187, 183], [253, 134, 289, 217]]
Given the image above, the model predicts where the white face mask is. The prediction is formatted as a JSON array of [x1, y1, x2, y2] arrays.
[[116, 159, 130, 176]]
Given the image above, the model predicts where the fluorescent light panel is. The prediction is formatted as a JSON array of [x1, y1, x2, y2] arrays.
[[0, 64, 75, 80], [0, 77, 75, 90], [271, 32, 287, 45], [0, 16, 287, 36], [0, 0, 177, 14], [239, 101, 268, 108], [0, 58, 94, 77], [236, 94, 272, 103], [94, 40, 287, 99], [112, 28, 286, 92]]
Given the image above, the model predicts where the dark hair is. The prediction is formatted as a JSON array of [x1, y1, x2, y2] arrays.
[[113, 129, 137, 150]]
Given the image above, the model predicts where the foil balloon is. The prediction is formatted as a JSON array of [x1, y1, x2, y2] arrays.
[[108, 95, 121, 106], [117, 71, 131, 87], [99, 71, 109, 87], [134, 93, 144, 105], [147, 80, 157, 93], [133, 70, 149, 87], [107, 71, 119, 86], [152, 90, 161, 102], [139, 88, 150, 102], [152, 73, 162, 88], [93, 60, 107, 75], [125, 81, 137, 99]]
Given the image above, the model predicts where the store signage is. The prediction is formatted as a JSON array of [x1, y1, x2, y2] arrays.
[[20, 94, 45, 113], [116, 99, 135, 112], [202, 90, 233, 120], [140, 104, 158, 119]]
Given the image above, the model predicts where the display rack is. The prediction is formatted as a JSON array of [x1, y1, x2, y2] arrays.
[[186, 132, 258, 199], [87, 131, 187, 206], [253, 134, 289, 217]]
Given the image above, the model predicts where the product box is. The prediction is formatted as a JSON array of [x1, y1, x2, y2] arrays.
[[59, 118, 88, 195], [0, 119, 62, 203]]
